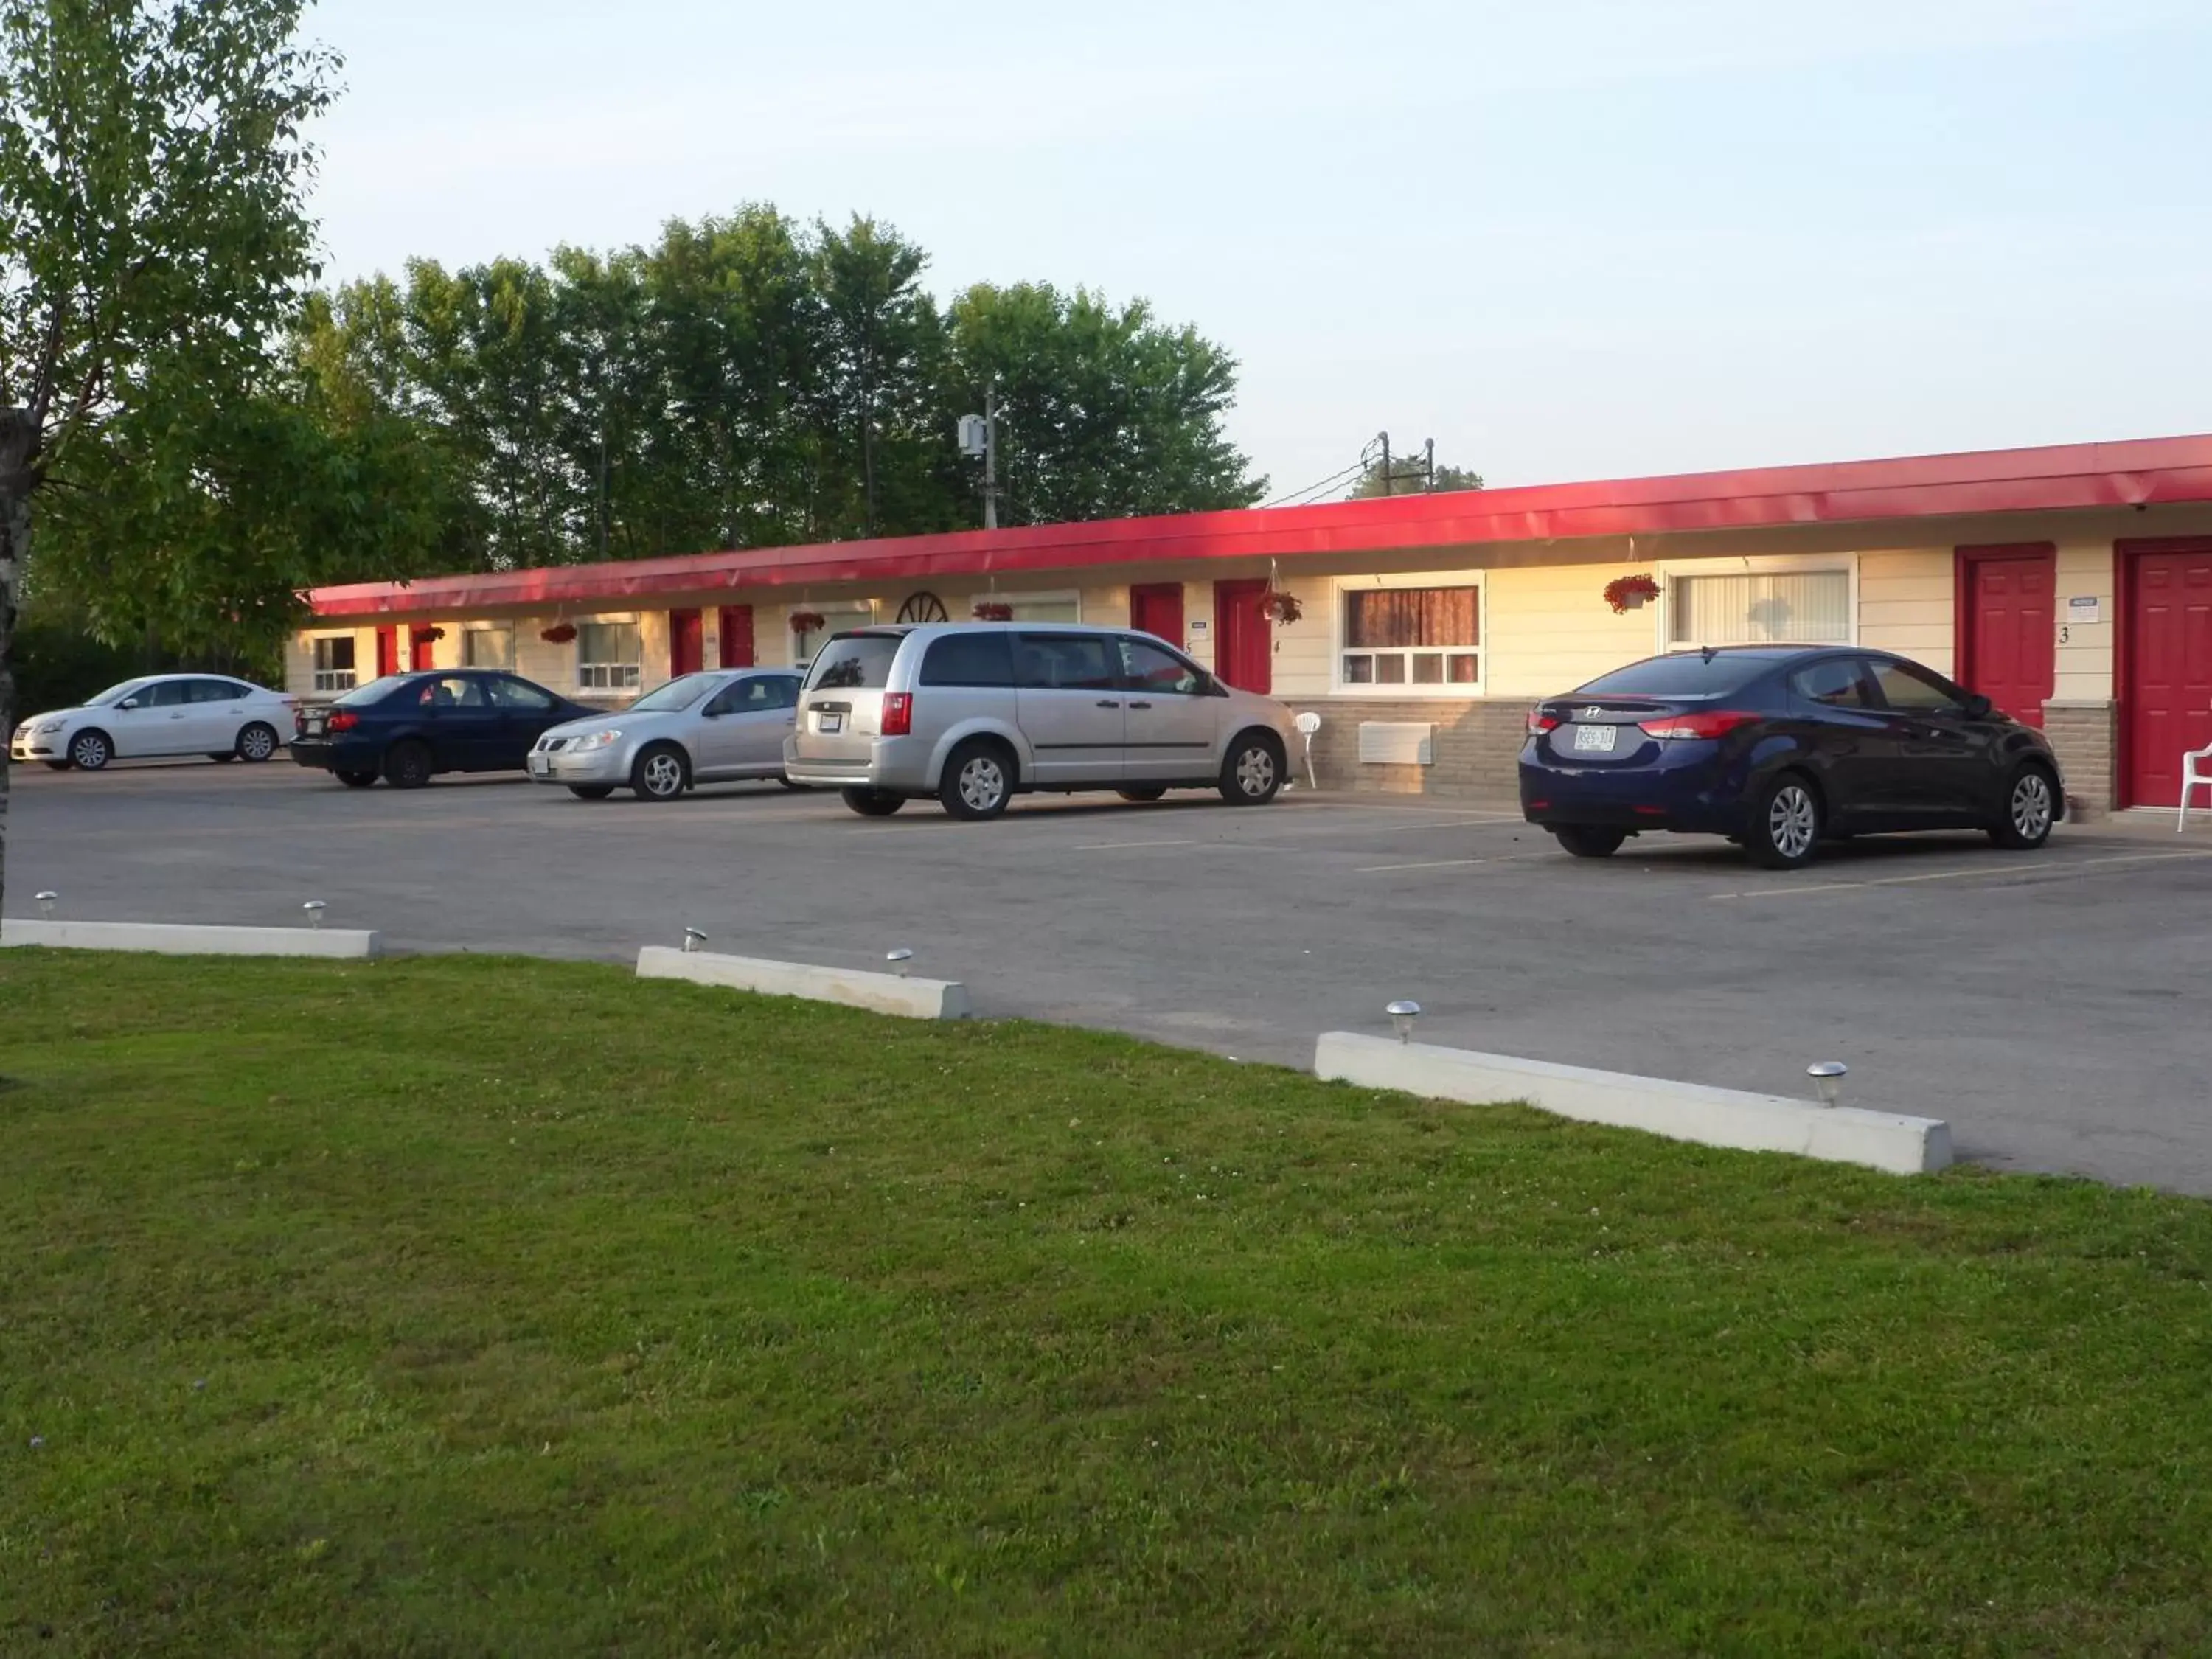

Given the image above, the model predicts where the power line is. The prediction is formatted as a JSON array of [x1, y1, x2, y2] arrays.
[[1261, 459, 1366, 509]]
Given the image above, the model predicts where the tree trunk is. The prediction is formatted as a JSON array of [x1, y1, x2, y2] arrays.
[[0, 408, 38, 926]]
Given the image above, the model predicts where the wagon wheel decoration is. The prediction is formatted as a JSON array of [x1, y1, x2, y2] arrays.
[[896, 591, 950, 623]]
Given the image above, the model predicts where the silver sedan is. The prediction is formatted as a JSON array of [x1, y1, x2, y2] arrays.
[[527, 669, 804, 801]]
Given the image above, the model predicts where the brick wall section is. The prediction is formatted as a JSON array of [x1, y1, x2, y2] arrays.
[[2042, 699, 2116, 819], [1282, 698, 1528, 804]]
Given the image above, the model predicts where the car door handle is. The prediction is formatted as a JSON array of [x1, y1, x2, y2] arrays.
[[1096, 699, 1122, 709], [1128, 700, 1154, 710]]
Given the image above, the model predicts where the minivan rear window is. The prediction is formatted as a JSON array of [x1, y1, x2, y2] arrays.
[[920, 630, 1014, 688], [807, 633, 903, 691], [1574, 653, 1775, 699]]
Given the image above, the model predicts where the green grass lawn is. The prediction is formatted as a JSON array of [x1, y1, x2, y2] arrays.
[[1, 952, 2209, 1656]]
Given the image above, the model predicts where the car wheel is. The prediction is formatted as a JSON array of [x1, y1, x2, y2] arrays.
[[631, 742, 689, 801], [336, 769, 378, 789], [1990, 765, 2056, 850], [841, 787, 906, 817], [1554, 825, 1627, 858], [66, 729, 111, 771], [207, 751, 237, 762], [1218, 731, 1284, 806], [939, 739, 1013, 821], [383, 740, 434, 790], [569, 785, 616, 801], [1117, 787, 1168, 803], [1746, 773, 1823, 869], [235, 721, 279, 762]]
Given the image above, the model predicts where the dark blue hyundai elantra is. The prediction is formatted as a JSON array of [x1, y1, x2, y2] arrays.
[[1519, 646, 2065, 868]]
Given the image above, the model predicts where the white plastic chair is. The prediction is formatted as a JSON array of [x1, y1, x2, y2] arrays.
[[2180, 733, 2212, 831], [1294, 711, 1322, 793]]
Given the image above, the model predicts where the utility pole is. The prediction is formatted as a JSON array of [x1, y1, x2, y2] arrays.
[[983, 383, 1000, 531], [1380, 431, 1392, 498], [1424, 437, 1435, 493]]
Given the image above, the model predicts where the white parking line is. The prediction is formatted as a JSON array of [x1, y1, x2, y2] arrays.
[[1711, 848, 2212, 900], [1357, 852, 1552, 874], [1071, 838, 1200, 852]]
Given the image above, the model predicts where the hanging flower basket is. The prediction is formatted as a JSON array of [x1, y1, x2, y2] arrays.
[[1260, 589, 1303, 626], [787, 609, 826, 636], [540, 622, 578, 644], [1603, 573, 1661, 614], [422, 626, 448, 643], [971, 599, 1014, 622]]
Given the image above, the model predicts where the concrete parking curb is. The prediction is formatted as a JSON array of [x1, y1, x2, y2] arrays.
[[636, 946, 973, 1020], [1, 919, 383, 959], [1313, 1032, 1952, 1176]]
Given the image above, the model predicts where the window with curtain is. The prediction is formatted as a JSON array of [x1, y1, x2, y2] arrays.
[[577, 622, 642, 690], [1339, 585, 1481, 687], [311, 636, 357, 692], [1667, 571, 1850, 647], [462, 626, 514, 669]]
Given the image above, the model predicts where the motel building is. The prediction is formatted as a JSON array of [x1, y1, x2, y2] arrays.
[[296, 434, 2212, 815]]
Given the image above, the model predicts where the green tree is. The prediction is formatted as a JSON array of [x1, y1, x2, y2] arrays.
[[942, 283, 1263, 526], [0, 0, 338, 911]]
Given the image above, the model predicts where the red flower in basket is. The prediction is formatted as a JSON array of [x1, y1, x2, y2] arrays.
[[1260, 589, 1302, 626], [1603, 573, 1661, 614], [971, 600, 1014, 622], [540, 622, 578, 644], [787, 609, 826, 635]]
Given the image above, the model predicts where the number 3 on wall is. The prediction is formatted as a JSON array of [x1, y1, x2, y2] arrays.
[[2058, 625, 2071, 645]]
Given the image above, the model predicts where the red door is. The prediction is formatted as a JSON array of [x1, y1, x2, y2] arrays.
[[408, 625, 439, 671], [2122, 541, 2212, 808], [1130, 582, 1184, 647], [1213, 579, 1271, 695], [375, 627, 400, 678], [669, 608, 703, 677], [717, 605, 754, 668], [1958, 544, 2055, 726]]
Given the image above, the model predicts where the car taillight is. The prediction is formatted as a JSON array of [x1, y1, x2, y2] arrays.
[[328, 710, 359, 732], [1635, 709, 1761, 741], [881, 692, 913, 737], [1527, 709, 1559, 733]]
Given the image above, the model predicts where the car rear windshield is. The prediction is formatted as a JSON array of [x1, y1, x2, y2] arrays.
[[333, 675, 406, 706], [806, 633, 903, 692], [1573, 653, 1777, 699]]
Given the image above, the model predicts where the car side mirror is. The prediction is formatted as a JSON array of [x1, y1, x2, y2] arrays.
[[1961, 692, 1994, 720], [119, 698, 139, 709]]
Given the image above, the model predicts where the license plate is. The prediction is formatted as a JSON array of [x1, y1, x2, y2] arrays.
[[818, 714, 843, 734], [304, 717, 326, 735], [527, 754, 550, 776], [1572, 723, 1618, 753]]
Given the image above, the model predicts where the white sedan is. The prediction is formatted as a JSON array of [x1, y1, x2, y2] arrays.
[[10, 674, 297, 771]]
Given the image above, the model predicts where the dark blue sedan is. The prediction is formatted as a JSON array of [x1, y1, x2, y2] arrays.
[[291, 670, 599, 789], [1519, 647, 2065, 868]]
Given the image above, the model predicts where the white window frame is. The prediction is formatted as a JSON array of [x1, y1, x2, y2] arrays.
[[461, 623, 515, 670], [967, 588, 1082, 625], [791, 602, 874, 668], [310, 635, 358, 693], [1331, 570, 1488, 697], [577, 616, 644, 692], [1656, 553, 1859, 653]]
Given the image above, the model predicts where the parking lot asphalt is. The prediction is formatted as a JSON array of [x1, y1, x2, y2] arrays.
[[7, 757, 2212, 1194]]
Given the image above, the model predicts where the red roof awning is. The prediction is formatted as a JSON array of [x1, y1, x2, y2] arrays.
[[307, 434, 2212, 618]]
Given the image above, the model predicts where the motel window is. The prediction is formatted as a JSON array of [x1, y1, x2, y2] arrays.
[[793, 605, 872, 668], [1668, 570, 1850, 648], [462, 625, 515, 669], [1338, 581, 1482, 690], [312, 636, 357, 692], [577, 621, 642, 691]]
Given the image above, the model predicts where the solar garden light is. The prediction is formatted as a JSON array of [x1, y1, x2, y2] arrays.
[[886, 947, 915, 978], [301, 900, 326, 930], [1386, 999, 1422, 1045], [35, 891, 58, 919], [682, 928, 708, 954], [1807, 1061, 1848, 1109]]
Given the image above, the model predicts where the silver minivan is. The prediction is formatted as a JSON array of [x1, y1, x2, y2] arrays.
[[782, 623, 1298, 820]]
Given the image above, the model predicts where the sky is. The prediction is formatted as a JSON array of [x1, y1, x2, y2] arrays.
[[304, 0, 2212, 503]]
